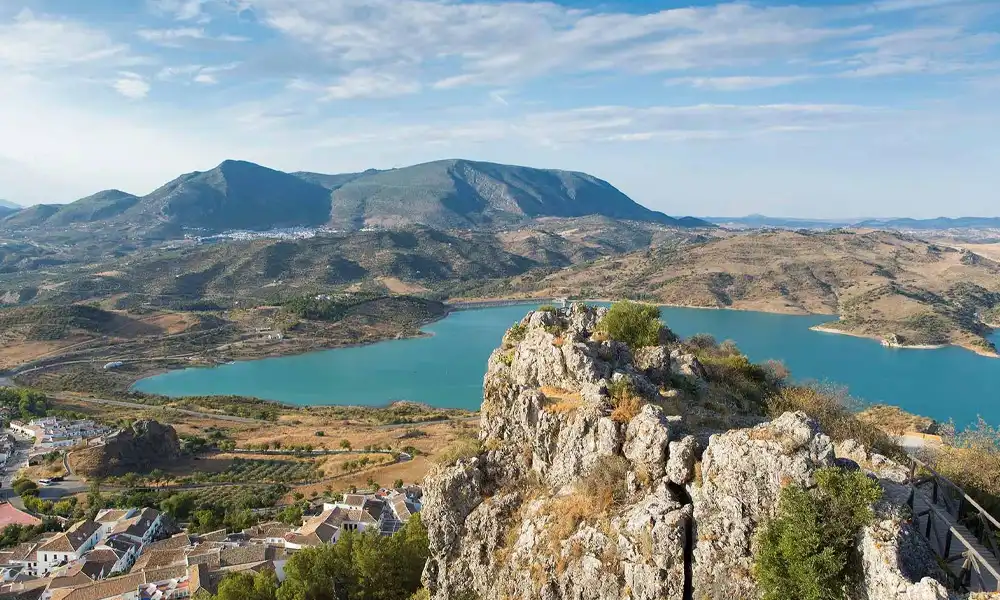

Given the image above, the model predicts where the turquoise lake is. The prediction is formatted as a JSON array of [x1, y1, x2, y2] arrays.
[[133, 304, 1000, 427]]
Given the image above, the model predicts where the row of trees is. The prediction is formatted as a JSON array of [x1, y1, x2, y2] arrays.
[[209, 515, 429, 600], [0, 386, 50, 423]]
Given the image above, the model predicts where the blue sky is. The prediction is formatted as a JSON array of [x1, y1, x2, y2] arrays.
[[0, 0, 998, 217]]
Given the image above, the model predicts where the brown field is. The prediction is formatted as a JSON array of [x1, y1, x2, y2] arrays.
[[377, 277, 429, 295], [955, 243, 1000, 262], [51, 395, 478, 495], [0, 339, 82, 370]]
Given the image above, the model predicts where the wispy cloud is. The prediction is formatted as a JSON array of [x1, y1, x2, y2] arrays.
[[321, 70, 421, 100], [113, 72, 152, 99], [149, 0, 210, 22], [0, 9, 130, 71], [666, 75, 814, 91], [136, 27, 249, 44]]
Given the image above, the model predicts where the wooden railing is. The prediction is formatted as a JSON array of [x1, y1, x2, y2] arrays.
[[906, 456, 1000, 592]]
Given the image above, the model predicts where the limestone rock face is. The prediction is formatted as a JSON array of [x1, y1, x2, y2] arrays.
[[423, 304, 951, 600], [692, 411, 836, 599], [69, 419, 181, 477]]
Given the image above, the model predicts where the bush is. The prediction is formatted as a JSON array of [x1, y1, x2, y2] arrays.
[[597, 301, 663, 348], [538, 304, 558, 313], [433, 437, 481, 465], [754, 467, 882, 600], [506, 323, 527, 344]]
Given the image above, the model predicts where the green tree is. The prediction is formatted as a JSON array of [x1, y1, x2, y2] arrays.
[[340, 439, 352, 450], [277, 504, 304, 526], [596, 301, 664, 348], [12, 479, 38, 497], [393, 479, 404, 490], [754, 467, 883, 600], [277, 515, 427, 600], [216, 569, 279, 600], [160, 492, 197, 520]]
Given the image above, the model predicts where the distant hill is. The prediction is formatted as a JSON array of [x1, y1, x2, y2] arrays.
[[117, 160, 333, 232], [0, 199, 20, 213], [0, 205, 18, 218], [703, 215, 857, 229], [1, 204, 61, 227], [495, 229, 1000, 355], [45, 190, 139, 226], [0, 159, 711, 236], [706, 214, 1000, 231], [855, 217, 1000, 230], [327, 159, 706, 230]]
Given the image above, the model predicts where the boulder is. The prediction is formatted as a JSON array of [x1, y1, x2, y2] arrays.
[[666, 435, 698, 486], [68, 419, 181, 477]]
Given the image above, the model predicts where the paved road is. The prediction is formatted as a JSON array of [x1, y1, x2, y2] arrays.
[[1, 431, 33, 509], [51, 393, 268, 424]]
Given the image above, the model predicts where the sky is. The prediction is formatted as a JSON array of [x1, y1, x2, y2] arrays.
[[0, 0, 998, 218]]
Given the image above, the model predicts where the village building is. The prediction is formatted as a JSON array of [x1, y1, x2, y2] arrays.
[[36, 521, 103, 576]]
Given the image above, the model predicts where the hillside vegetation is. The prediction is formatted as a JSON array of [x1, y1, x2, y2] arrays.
[[502, 229, 1000, 355], [1, 220, 706, 309]]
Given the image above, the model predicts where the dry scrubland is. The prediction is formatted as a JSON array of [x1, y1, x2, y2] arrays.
[[502, 230, 1000, 355]]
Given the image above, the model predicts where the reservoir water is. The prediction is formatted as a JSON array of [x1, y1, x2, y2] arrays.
[[133, 304, 1000, 427]]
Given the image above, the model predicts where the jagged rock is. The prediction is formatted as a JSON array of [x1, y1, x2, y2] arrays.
[[667, 435, 698, 485], [633, 346, 671, 385], [858, 517, 951, 600], [623, 404, 671, 480], [670, 349, 707, 379], [836, 439, 911, 483], [692, 411, 836, 599], [68, 419, 180, 477], [615, 495, 691, 600]]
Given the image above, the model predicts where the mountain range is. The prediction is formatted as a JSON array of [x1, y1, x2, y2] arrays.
[[705, 214, 1000, 231], [0, 159, 709, 235]]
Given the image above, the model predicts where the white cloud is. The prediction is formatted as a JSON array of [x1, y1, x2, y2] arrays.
[[149, 0, 210, 22], [667, 75, 813, 90], [113, 72, 151, 99], [0, 9, 129, 71], [322, 70, 421, 100], [157, 62, 240, 84], [136, 27, 249, 44]]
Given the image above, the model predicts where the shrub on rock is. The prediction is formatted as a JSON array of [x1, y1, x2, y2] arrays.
[[753, 466, 882, 600], [596, 301, 663, 348]]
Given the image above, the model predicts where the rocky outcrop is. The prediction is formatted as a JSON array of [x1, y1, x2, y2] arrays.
[[69, 419, 181, 477], [422, 304, 952, 600]]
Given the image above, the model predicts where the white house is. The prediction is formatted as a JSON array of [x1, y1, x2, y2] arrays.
[[109, 507, 166, 549], [95, 508, 139, 538], [36, 520, 103, 576]]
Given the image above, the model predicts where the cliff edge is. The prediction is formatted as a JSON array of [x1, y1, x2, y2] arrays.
[[421, 303, 950, 600]]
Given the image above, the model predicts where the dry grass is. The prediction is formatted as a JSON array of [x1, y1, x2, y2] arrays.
[[610, 395, 642, 423], [541, 386, 584, 413], [858, 404, 935, 435]]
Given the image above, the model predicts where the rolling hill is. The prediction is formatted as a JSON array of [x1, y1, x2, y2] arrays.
[[855, 217, 1000, 230], [492, 229, 1000, 355], [0, 159, 710, 236], [0, 199, 19, 218]]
